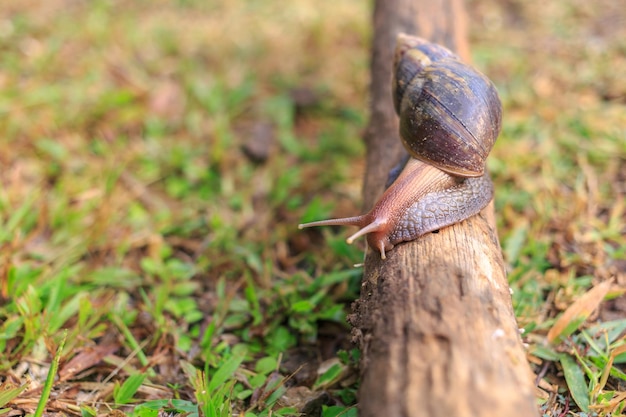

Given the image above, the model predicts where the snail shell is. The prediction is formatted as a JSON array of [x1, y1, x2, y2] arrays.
[[393, 34, 502, 177]]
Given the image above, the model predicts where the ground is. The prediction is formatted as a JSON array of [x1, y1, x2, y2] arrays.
[[0, 0, 625, 416]]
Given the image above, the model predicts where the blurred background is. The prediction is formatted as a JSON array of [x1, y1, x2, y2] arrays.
[[0, 0, 625, 415]]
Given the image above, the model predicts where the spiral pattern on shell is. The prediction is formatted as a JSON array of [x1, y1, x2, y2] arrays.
[[392, 34, 502, 177]]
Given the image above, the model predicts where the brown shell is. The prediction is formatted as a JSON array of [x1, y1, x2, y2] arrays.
[[392, 34, 502, 177]]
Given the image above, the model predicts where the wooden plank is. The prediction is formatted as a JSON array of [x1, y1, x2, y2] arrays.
[[351, 1, 539, 415]]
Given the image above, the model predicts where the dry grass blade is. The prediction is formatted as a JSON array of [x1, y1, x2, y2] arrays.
[[547, 280, 613, 345], [595, 342, 626, 395]]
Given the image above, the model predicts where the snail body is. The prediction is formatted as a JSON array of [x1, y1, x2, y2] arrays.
[[299, 34, 502, 259]]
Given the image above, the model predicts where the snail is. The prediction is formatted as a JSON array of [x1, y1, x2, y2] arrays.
[[299, 34, 502, 259]]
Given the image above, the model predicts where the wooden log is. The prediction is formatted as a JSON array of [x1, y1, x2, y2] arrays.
[[349, 1, 539, 415]]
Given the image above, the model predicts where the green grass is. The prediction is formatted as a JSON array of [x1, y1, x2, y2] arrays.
[[0, 0, 625, 416]]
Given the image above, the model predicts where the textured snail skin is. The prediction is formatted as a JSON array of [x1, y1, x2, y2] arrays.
[[391, 164, 494, 245], [299, 34, 501, 259]]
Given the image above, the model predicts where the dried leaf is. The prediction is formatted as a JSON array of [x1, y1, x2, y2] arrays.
[[58, 343, 120, 381], [148, 79, 185, 121], [547, 280, 612, 344]]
